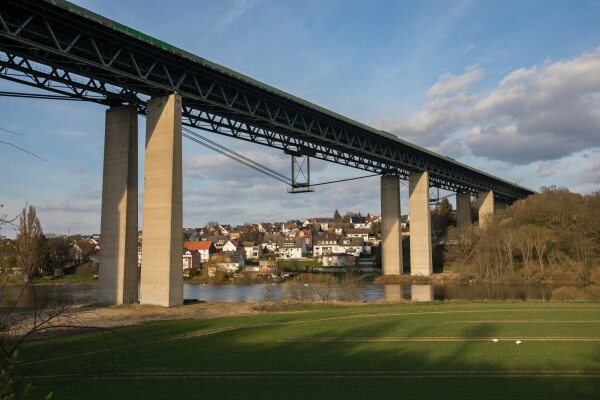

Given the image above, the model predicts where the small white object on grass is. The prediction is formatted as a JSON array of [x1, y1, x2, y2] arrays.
[[492, 338, 499, 343], [515, 340, 523, 345]]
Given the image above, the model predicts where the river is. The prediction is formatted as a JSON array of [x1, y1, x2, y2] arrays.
[[0, 282, 553, 308]]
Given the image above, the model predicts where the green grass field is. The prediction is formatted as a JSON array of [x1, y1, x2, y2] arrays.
[[19, 302, 600, 399]]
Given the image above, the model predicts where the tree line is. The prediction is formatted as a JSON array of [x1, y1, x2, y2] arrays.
[[0, 205, 95, 282], [445, 187, 600, 284]]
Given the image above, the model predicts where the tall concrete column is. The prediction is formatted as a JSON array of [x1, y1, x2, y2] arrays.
[[380, 175, 402, 275], [478, 190, 495, 229], [456, 193, 472, 230], [409, 171, 432, 276], [98, 105, 139, 304], [140, 94, 183, 307]]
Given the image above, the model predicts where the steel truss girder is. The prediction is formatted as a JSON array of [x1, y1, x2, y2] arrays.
[[0, 0, 533, 203]]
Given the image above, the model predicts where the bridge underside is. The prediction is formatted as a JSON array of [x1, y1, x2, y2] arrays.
[[0, 0, 533, 204], [0, 0, 535, 304]]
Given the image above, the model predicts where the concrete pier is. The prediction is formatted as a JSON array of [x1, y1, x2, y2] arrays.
[[140, 94, 183, 307], [478, 190, 495, 229], [380, 175, 402, 275], [409, 171, 432, 276], [98, 106, 139, 304], [456, 192, 472, 230]]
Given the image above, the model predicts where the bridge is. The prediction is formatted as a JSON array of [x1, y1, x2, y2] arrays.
[[0, 0, 535, 306]]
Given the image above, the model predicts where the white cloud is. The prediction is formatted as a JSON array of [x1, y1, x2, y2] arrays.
[[426, 66, 483, 98], [536, 160, 561, 178], [581, 159, 600, 184], [376, 48, 600, 165], [38, 201, 100, 213], [212, 0, 261, 36]]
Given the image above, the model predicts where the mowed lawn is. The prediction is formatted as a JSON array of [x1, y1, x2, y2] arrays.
[[20, 302, 600, 399]]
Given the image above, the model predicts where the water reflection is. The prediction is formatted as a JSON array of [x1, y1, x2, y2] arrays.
[[411, 285, 433, 302], [0, 282, 555, 308], [0, 284, 97, 309]]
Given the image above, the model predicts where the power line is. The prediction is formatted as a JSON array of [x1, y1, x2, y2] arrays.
[[0, 140, 47, 161], [0, 125, 26, 136]]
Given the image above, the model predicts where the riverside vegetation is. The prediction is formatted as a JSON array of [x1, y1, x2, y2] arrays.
[[443, 187, 600, 299]]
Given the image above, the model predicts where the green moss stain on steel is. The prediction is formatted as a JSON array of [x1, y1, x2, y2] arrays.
[[114, 22, 175, 52]]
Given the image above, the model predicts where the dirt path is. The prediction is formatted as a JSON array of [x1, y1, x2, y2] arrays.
[[63, 301, 261, 329]]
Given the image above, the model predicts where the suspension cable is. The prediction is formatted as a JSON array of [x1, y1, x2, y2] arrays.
[[182, 133, 291, 185], [182, 126, 289, 181], [0, 91, 88, 101], [309, 173, 380, 187]]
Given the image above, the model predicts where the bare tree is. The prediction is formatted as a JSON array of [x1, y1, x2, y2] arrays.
[[313, 274, 337, 302]]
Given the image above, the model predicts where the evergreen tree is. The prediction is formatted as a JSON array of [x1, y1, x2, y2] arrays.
[[333, 209, 342, 222]]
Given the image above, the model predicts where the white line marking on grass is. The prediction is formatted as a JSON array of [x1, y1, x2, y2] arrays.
[[27, 370, 600, 380], [273, 337, 600, 342]]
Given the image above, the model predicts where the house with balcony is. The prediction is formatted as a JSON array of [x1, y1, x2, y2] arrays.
[[277, 237, 306, 259], [338, 237, 367, 257], [313, 233, 340, 257]]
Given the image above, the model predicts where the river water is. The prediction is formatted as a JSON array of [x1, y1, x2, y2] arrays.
[[0, 282, 553, 308]]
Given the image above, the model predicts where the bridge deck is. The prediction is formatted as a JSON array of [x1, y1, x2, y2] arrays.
[[0, 0, 535, 202]]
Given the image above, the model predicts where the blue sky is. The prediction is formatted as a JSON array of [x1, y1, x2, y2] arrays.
[[1, 0, 599, 236]]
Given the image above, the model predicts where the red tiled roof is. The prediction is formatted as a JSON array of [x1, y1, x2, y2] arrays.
[[184, 241, 214, 251]]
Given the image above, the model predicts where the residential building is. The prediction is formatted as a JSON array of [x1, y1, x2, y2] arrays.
[[182, 248, 200, 270], [222, 239, 242, 253], [313, 233, 340, 257], [261, 233, 282, 253], [184, 241, 217, 262], [338, 237, 367, 257], [219, 224, 232, 236], [347, 228, 371, 240], [207, 235, 229, 251], [211, 251, 245, 273], [330, 222, 347, 235], [242, 241, 263, 260], [351, 216, 368, 229], [295, 230, 313, 251], [278, 237, 306, 259]]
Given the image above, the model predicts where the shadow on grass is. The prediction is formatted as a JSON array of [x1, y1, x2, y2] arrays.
[[19, 303, 600, 399]]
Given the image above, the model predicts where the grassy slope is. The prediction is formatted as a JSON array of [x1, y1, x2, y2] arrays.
[[19, 302, 600, 399]]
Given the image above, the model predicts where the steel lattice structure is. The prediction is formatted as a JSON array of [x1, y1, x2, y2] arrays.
[[0, 0, 535, 203]]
